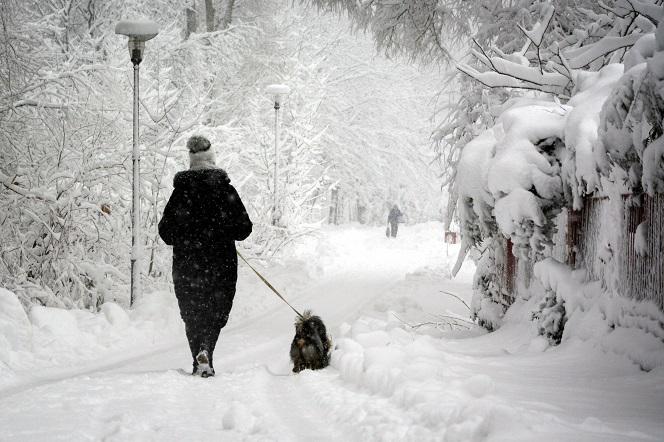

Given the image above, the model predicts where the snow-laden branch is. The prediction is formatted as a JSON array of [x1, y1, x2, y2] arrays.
[[485, 53, 570, 87], [0, 172, 56, 202], [457, 7, 570, 94], [518, 4, 555, 48], [564, 33, 645, 69], [623, 0, 664, 25], [456, 63, 566, 94], [0, 99, 69, 113], [0, 65, 121, 103], [457, 1, 657, 95]]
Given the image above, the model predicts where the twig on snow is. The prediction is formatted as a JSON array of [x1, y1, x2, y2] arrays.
[[439, 289, 470, 311], [391, 312, 472, 331]]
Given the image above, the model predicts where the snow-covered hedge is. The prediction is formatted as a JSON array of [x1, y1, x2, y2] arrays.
[[457, 20, 664, 336], [456, 66, 622, 324], [597, 25, 664, 196], [457, 63, 624, 263], [470, 240, 508, 331]]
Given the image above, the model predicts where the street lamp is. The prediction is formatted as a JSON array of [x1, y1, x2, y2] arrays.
[[115, 20, 159, 306], [265, 84, 290, 226]]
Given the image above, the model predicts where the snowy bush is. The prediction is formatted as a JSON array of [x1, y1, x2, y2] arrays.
[[450, 2, 657, 331], [454, 63, 639, 329], [470, 240, 507, 331], [532, 290, 567, 345], [597, 22, 664, 196], [453, 97, 573, 328]]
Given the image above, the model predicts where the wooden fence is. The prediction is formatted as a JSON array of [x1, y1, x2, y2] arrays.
[[502, 238, 516, 305], [498, 194, 664, 310], [620, 194, 664, 308], [575, 197, 610, 282]]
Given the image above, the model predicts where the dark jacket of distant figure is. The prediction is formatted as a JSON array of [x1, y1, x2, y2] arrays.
[[388, 206, 403, 225], [158, 169, 252, 289]]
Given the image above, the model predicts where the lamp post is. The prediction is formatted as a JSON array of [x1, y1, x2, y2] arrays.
[[265, 84, 290, 226], [115, 20, 159, 307]]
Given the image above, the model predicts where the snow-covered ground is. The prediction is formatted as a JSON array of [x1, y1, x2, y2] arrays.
[[0, 223, 662, 441]]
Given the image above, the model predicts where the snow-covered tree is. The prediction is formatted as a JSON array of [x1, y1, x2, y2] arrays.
[[458, 1, 658, 95], [301, 0, 473, 64], [0, 0, 444, 309], [452, 2, 663, 330]]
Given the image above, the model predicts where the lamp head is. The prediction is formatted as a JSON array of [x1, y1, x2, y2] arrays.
[[115, 20, 159, 65], [265, 84, 291, 105]]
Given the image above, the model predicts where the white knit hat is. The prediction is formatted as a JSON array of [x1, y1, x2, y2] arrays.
[[187, 135, 217, 170]]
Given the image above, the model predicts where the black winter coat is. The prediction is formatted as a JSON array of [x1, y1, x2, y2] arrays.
[[158, 169, 252, 288]]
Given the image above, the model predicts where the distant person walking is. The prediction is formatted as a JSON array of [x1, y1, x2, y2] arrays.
[[158, 136, 252, 377], [386, 204, 404, 238]]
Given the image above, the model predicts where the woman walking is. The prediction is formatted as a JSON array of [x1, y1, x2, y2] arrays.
[[159, 136, 252, 377]]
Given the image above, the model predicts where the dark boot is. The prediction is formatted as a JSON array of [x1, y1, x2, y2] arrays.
[[193, 349, 215, 377]]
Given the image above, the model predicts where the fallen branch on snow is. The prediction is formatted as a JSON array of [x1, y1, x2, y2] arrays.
[[439, 290, 470, 311], [392, 312, 473, 331]]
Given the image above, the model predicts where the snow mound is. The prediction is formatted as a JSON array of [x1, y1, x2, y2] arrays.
[[533, 258, 664, 370], [100, 302, 130, 327], [0, 287, 183, 390], [29, 306, 83, 347], [328, 315, 532, 440], [0, 289, 32, 365]]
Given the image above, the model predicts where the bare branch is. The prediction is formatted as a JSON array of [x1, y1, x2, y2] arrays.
[[440, 289, 470, 311]]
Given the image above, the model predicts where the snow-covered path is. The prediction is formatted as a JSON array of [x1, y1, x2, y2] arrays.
[[1, 224, 662, 441]]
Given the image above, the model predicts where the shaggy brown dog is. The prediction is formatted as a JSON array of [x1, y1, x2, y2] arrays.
[[290, 311, 331, 373]]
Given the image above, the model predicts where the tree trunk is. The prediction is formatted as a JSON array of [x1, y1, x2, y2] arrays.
[[205, 0, 215, 32], [220, 0, 236, 30], [328, 187, 338, 224], [185, 1, 198, 40]]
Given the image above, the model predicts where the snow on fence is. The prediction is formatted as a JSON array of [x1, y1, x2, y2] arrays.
[[557, 195, 664, 309], [488, 238, 517, 309], [552, 210, 569, 264], [575, 197, 610, 283], [499, 213, 567, 306], [499, 194, 664, 310], [572, 195, 664, 309], [620, 194, 664, 309]]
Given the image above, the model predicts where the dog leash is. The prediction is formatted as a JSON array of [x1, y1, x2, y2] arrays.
[[237, 250, 304, 319]]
